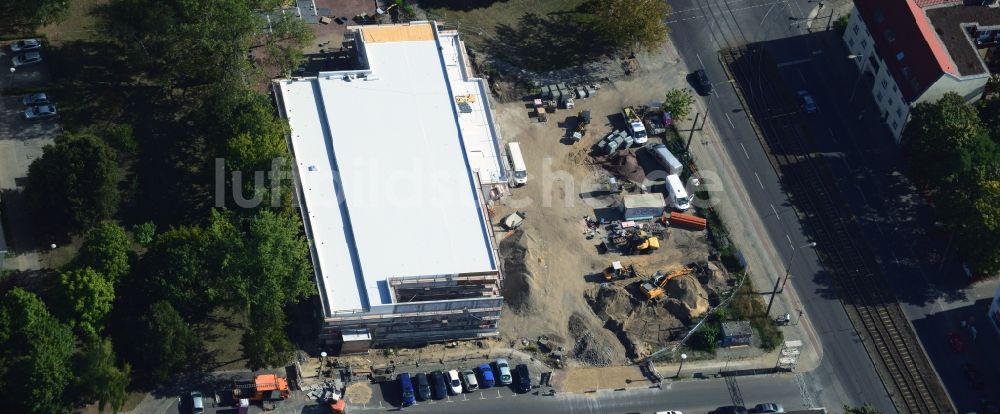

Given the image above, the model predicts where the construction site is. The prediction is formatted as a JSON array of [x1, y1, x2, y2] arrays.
[[486, 45, 742, 367]]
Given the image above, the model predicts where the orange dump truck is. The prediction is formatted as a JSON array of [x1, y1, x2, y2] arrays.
[[232, 374, 290, 401]]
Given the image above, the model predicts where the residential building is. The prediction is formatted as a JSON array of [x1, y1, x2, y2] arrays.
[[273, 22, 508, 353], [843, 0, 1000, 142]]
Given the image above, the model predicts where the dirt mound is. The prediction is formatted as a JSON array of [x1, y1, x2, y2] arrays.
[[569, 312, 621, 366], [594, 149, 646, 184], [584, 284, 637, 320], [499, 230, 535, 312], [665, 275, 709, 322]]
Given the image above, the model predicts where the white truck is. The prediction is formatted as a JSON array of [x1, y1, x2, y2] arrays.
[[622, 106, 648, 144]]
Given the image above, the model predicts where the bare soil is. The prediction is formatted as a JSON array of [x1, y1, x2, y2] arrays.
[[490, 46, 720, 366]]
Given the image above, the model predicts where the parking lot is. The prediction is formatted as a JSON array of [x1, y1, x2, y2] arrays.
[[0, 40, 62, 261]]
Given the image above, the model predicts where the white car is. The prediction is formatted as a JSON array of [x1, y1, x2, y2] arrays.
[[21, 92, 49, 106], [495, 358, 512, 385], [24, 105, 57, 119], [12, 51, 42, 67], [10, 39, 41, 53], [446, 370, 463, 395], [656, 411, 684, 414]]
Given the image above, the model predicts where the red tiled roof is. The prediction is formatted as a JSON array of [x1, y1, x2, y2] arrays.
[[854, 0, 957, 102]]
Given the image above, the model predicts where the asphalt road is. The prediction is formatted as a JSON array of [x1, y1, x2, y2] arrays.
[[350, 373, 816, 413], [665, 0, 896, 412]]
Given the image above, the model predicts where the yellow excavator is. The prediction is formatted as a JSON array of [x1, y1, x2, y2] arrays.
[[639, 266, 694, 300]]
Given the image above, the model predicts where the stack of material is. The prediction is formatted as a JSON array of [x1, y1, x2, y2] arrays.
[[594, 149, 645, 184]]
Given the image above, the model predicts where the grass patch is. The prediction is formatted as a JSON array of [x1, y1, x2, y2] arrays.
[[39, 0, 108, 43], [729, 283, 783, 351]]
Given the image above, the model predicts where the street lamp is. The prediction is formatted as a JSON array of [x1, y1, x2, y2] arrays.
[[676, 353, 687, 378], [766, 242, 817, 317], [848, 54, 867, 103], [7, 67, 15, 92]]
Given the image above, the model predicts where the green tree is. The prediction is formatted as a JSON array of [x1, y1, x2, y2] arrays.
[[902, 93, 988, 185], [224, 209, 314, 308], [592, 0, 672, 53], [60, 267, 116, 336], [662, 88, 695, 122], [242, 300, 295, 369], [0, 288, 75, 414], [844, 404, 883, 414], [262, 13, 314, 77], [0, 0, 70, 30], [978, 96, 1000, 143], [26, 132, 122, 232], [132, 221, 157, 246], [132, 301, 200, 381], [138, 226, 222, 316], [77, 221, 132, 282], [73, 338, 131, 413]]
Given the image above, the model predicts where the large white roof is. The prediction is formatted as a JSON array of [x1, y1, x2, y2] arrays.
[[279, 23, 497, 315]]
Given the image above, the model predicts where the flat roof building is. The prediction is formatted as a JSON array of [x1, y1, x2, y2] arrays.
[[274, 22, 507, 352]]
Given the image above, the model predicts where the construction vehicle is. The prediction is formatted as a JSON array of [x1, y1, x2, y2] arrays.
[[622, 106, 649, 144], [604, 261, 624, 281], [232, 374, 290, 402], [572, 110, 591, 143], [639, 266, 694, 300]]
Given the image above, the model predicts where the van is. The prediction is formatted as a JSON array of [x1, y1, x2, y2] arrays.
[[398, 373, 416, 406], [665, 174, 691, 211], [650, 144, 683, 176], [508, 142, 528, 186], [515, 364, 531, 393], [478, 363, 495, 388], [190, 391, 204, 414]]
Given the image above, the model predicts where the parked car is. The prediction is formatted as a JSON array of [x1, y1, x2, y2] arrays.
[[751, 403, 784, 413], [446, 369, 463, 395], [797, 90, 818, 114], [460, 369, 479, 392], [477, 363, 495, 388], [24, 105, 57, 119], [515, 364, 531, 393], [495, 358, 512, 385], [10, 39, 41, 53], [715, 406, 748, 414], [695, 69, 713, 95], [398, 373, 416, 406], [414, 373, 431, 401], [21, 92, 49, 106], [190, 391, 204, 414], [429, 371, 448, 400], [12, 51, 42, 67], [656, 411, 683, 414]]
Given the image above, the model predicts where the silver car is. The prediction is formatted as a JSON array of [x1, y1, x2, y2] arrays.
[[12, 51, 42, 67], [495, 358, 512, 385], [21, 92, 49, 106], [10, 39, 41, 53], [24, 105, 57, 119]]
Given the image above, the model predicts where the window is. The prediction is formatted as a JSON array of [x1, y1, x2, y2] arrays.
[[892, 84, 897, 92], [877, 91, 883, 102], [896, 108, 903, 118], [854, 24, 860, 35], [892, 120, 898, 130], [896, 51, 905, 61], [884, 29, 896, 43], [882, 80, 888, 89], [849, 38, 855, 47], [861, 39, 868, 49]]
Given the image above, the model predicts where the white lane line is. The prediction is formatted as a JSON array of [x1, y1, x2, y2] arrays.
[[696, 53, 705, 68], [726, 113, 735, 128], [741, 142, 750, 159], [480, 392, 486, 400], [760, 0, 778, 26], [496, 389, 503, 399], [770, 204, 781, 221], [776, 58, 811, 68], [856, 186, 869, 206], [754, 171, 765, 189], [786, 234, 794, 249]]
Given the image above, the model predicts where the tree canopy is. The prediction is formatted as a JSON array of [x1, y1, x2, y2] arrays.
[[72, 338, 131, 413], [662, 88, 695, 122], [0, 0, 70, 31], [844, 404, 882, 414], [76, 221, 132, 282], [130, 301, 200, 382], [0, 288, 76, 414], [60, 267, 116, 337], [26, 131, 122, 233], [592, 0, 672, 53]]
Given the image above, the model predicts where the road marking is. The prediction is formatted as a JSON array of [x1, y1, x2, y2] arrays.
[[811, 50, 823, 55], [828, 127, 837, 142], [892, 250, 900, 264], [786, 234, 794, 249], [496, 389, 503, 399], [856, 186, 869, 206], [480, 392, 486, 400], [760, 0, 778, 26], [770, 204, 781, 221], [462, 394, 468, 401], [776, 58, 811, 68], [740, 142, 750, 159], [696, 53, 705, 68], [725, 113, 735, 128], [378, 401, 383, 408], [754, 171, 764, 189]]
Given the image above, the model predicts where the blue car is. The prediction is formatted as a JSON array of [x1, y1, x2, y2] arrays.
[[398, 373, 416, 406], [477, 363, 495, 389]]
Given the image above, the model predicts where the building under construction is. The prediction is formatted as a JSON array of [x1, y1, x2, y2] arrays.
[[274, 22, 508, 353]]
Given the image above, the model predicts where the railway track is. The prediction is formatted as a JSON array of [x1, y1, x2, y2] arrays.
[[721, 45, 953, 414], [681, 0, 954, 412]]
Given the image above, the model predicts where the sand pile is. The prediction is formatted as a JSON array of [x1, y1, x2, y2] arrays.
[[499, 230, 535, 312], [665, 275, 710, 323], [584, 284, 636, 320], [568, 312, 621, 366]]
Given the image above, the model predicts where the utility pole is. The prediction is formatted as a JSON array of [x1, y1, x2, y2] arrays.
[[685, 112, 700, 154], [766, 242, 817, 317]]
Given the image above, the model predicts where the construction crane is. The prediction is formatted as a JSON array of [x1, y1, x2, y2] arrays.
[[639, 266, 694, 300]]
